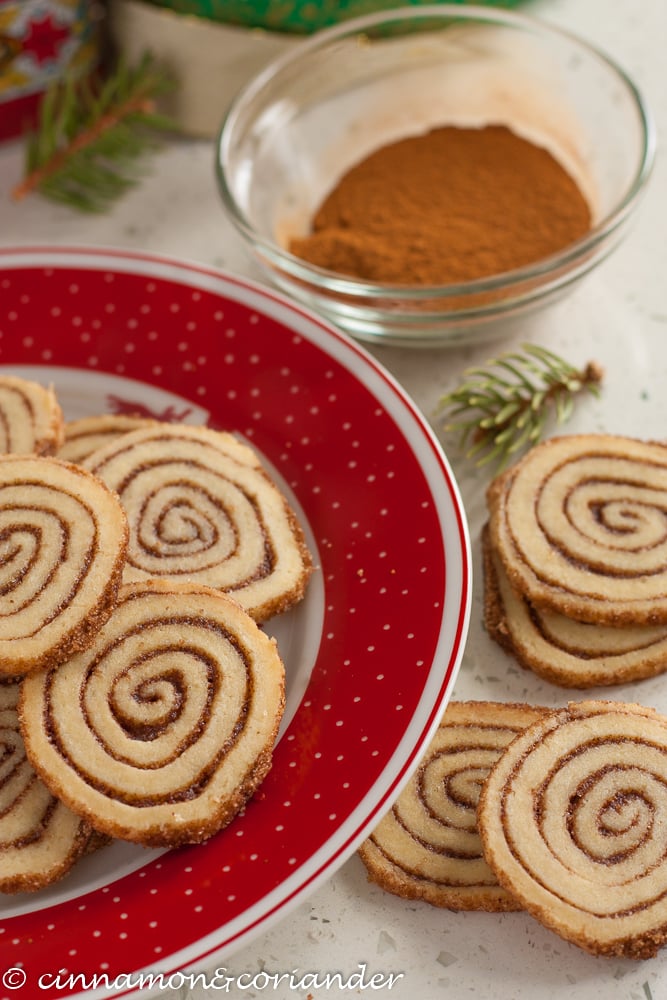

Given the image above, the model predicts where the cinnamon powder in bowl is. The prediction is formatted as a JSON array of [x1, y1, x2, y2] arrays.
[[216, 4, 655, 347], [289, 124, 592, 286]]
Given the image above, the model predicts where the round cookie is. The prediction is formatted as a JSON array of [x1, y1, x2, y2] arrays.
[[482, 525, 667, 688], [19, 579, 286, 847], [478, 700, 667, 959], [488, 434, 667, 626], [0, 454, 128, 675], [58, 414, 157, 465], [358, 700, 549, 911], [0, 375, 64, 455], [83, 424, 313, 622], [0, 679, 94, 892]]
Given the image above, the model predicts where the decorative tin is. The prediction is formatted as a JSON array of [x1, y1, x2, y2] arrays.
[[0, 0, 102, 139], [139, 0, 522, 33]]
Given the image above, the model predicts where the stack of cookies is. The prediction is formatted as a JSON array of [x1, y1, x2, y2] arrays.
[[359, 432, 667, 960], [359, 697, 667, 959], [0, 375, 313, 891], [483, 434, 667, 688]]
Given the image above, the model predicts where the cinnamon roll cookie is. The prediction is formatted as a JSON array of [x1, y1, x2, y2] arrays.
[[19, 579, 286, 847], [0, 375, 64, 455], [478, 700, 667, 958], [488, 434, 667, 626], [58, 414, 157, 465], [0, 679, 94, 892], [83, 424, 312, 622], [483, 525, 667, 688], [358, 700, 548, 911], [0, 455, 128, 676]]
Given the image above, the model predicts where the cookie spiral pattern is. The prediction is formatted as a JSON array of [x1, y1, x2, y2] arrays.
[[59, 414, 157, 465], [483, 527, 667, 688], [84, 424, 313, 622], [478, 700, 667, 958], [358, 701, 548, 911], [489, 435, 667, 625], [0, 680, 92, 892], [19, 579, 286, 847], [0, 375, 64, 455], [0, 455, 128, 675]]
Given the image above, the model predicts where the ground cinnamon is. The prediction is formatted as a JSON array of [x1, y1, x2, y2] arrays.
[[288, 125, 592, 285]]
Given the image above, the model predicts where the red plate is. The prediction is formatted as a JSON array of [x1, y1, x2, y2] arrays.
[[0, 247, 470, 998]]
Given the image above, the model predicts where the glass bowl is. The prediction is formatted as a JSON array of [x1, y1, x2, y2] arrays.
[[215, 4, 655, 348]]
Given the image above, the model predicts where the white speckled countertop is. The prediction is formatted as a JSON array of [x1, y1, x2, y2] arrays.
[[1, 1, 666, 997]]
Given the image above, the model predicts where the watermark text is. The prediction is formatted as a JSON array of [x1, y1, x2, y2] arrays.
[[3, 963, 404, 993]]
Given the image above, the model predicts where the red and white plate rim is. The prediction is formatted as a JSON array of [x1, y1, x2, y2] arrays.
[[0, 246, 471, 998]]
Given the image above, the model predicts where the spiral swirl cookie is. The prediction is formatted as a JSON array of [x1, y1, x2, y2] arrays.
[[0, 679, 93, 892], [19, 579, 286, 847], [0, 455, 128, 676], [483, 526, 667, 688], [83, 424, 312, 621], [0, 375, 64, 455], [58, 414, 157, 465], [478, 700, 667, 958], [488, 434, 667, 626], [358, 701, 549, 911]]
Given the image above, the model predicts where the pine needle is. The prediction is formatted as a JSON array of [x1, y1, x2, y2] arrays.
[[13, 53, 176, 213], [438, 343, 603, 470]]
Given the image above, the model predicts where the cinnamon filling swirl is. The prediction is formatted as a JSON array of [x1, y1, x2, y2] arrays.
[[0, 455, 128, 675], [478, 701, 667, 958], [0, 375, 64, 456], [359, 701, 548, 911], [83, 425, 312, 622], [0, 680, 93, 892], [19, 579, 286, 847], [488, 435, 667, 625]]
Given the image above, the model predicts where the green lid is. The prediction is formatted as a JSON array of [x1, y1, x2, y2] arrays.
[[141, 0, 524, 34]]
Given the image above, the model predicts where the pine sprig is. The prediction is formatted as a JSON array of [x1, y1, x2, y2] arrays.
[[438, 344, 603, 469], [13, 53, 176, 212]]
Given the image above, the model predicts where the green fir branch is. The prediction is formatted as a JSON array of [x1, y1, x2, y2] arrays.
[[438, 344, 603, 470], [13, 53, 176, 213]]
